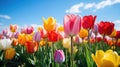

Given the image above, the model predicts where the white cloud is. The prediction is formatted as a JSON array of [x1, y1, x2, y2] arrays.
[[114, 20, 120, 23], [66, 3, 84, 13], [66, 0, 120, 13], [94, 0, 120, 11], [84, 3, 95, 9], [114, 20, 120, 30], [0, 14, 11, 20]]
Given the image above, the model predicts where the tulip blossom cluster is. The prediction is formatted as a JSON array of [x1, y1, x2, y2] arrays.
[[0, 14, 120, 67]]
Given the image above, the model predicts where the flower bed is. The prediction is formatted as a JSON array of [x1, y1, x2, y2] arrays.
[[0, 14, 120, 67]]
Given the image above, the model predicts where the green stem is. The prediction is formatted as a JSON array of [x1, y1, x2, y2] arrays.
[[102, 34, 105, 50], [52, 42, 55, 67], [114, 38, 118, 51], [88, 29, 90, 44], [70, 36, 73, 67], [65, 49, 68, 67]]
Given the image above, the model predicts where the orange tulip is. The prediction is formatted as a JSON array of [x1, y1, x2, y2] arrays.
[[18, 34, 32, 45], [4, 48, 16, 60], [109, 29, 116, 38], [12, 39, 18, 46], [79, 29, 88, 38], [25, 41, 38, 53], [10, 24, 17, 33]]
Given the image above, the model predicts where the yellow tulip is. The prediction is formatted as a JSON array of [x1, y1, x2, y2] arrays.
[[39, 39, 46, 47], [62, 38, 71, 49], [43, 17, 56, 32], [92, 49, 120, 67], [4, 48, 16, 60], [79, 29, 88, 38], [39, 39, 52, 47], [57, 26, 64, 32], [37, 26, 43, 31], [68, 46, 78, 54], [109, 29, 116, 38]]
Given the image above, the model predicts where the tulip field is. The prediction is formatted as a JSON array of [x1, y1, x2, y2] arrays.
[[0, 14, 120, 67]]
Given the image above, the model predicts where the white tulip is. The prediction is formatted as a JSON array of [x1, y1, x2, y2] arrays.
[[0, 39, 12, 50]]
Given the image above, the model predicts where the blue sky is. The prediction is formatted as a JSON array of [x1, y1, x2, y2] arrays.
[[0, 0, 120, 31]]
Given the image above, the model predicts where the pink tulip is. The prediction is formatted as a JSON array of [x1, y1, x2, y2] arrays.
[[21, 28, 27, 34], [63, 14, 81, 36], [6, 32, 12, 39], [73, 35, 81, 44], [33, 32, 41, 42], [54, 50, 65, 63], [26, 26, 34, 34]]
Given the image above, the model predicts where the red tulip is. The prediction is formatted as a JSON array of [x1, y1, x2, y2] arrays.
[[48, 30, 60, 42], [25, 41, 38, 53], [38, 27, 47, 38], [98, 21, 114, 35], [63, 14, 81, 36], [82, 15, 96, 29], [115, 31, 120, 39]]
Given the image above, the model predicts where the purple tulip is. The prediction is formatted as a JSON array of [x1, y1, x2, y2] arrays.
[[92, 23, 98, 35], [33, 32, 41, 42], [13, 32, 19, 38], [54, 50, 65, 63], [2, 29, 8, 36]]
